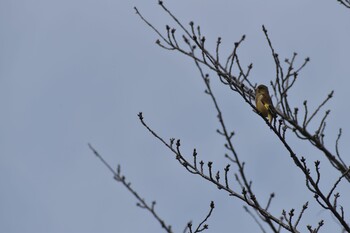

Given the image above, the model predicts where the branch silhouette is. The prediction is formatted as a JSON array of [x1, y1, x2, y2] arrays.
[[91, 1, 350, 232], [131, 1, 350, 232], [337, 0, 350, 8], [88, 143, 174, 233]]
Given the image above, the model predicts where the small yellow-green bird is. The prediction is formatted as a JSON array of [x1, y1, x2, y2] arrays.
[[255, 84, 276, 123]]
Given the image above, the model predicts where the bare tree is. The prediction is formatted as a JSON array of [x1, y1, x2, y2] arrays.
[[89, 1, 350, 232]]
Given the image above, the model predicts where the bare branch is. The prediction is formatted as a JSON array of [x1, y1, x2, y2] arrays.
[[243, 206, 267, 233], [192, 201, 215, 233], [138, 112, 295, 232], [88, 143, 173, 233], [126, 2, 350, 232], [337, 0, 350, 8]]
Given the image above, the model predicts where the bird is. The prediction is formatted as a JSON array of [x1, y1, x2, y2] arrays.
[[255, 84, 276, 123]]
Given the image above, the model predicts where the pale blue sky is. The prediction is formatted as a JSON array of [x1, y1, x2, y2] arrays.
[[1, 1, 350, 232]]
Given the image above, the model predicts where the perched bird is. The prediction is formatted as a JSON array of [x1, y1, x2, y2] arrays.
[[255, 84, 276, 123]]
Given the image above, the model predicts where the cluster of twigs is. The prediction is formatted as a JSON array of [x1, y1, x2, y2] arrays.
[[89, 1, 350, 232], [264, 26, 350, 182], [136, 0, 349, 182], [137, 111, 314, 233], [133, 1, 349, 232]]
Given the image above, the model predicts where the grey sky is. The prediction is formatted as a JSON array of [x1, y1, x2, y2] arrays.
[[1, 1, 350, 232]]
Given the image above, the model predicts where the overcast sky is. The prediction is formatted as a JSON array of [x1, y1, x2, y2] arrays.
[[1, 1, 350, 233]]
